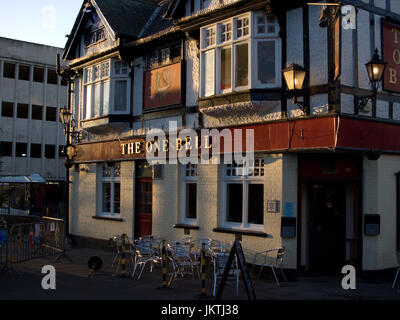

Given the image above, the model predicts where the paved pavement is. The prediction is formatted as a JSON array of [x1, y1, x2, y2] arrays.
[[0, 245, 399, 301]]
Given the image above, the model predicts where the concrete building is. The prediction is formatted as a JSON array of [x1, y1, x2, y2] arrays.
[[0, 37, 67, 215], [63, 0, 400, 279]]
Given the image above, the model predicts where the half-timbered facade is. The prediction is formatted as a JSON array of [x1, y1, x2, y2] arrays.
[[63, 0, 400, 278]]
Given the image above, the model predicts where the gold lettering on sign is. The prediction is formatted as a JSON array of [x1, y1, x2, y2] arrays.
[[128, 143, 134, 155], [185, 137, 192, 151], [176, 138, 182, 151], [393, 49, 400, 64], [204, 135, 212, 149], [146, 141, 153, 153], [392, 28, 400, 44], [121, 144, 127, 155], [163, 139, 169, 152], [135, 142, 142, 154], [390, 68, 398, 84]]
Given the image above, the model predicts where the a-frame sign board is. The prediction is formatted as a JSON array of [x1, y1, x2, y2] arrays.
[[215, 240, 256, 300]]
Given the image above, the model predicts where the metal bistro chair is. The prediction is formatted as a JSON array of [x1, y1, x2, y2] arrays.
[[212, 251, 240, 296], [392, 251, 400, 289], [167, 242, 199, 284], [252, 247, 287, 287], [132, 235, 162, 279]]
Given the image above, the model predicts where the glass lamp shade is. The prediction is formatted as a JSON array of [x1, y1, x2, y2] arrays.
[[59, 107, 72, 126], [282, 64, 306, 91], [365, 49, 386, 83]]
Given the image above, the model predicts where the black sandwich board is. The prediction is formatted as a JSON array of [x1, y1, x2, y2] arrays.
[[215, 240, 256, 300]]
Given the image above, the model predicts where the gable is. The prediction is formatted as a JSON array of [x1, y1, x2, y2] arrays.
[[63, 0, 158, 61]]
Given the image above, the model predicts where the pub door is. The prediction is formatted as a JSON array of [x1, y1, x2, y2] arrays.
[[135, 178, 153, 238], [308, 182, 347, 274]]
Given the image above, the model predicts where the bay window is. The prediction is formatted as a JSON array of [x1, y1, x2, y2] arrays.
[[83, 59, 130, 120], [222, 158, 265, 230], [200, 11, 280, 97]]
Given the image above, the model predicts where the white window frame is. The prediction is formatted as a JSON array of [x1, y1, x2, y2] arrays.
[[180, 163, 198, 226], [83, 60, 110, 119], [82, 59, 131, 120], [111, 60, 130, 114], [220, 157, 265, 231], [98, 162, 121, 217], [199, 11, 280, 97]]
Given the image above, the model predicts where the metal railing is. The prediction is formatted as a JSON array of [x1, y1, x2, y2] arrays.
[[0, 217, 65, 272]]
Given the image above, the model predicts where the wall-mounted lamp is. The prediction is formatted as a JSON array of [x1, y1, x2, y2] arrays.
[[59, 106, 81, 169], [357, 48, 387, 112], [282, 64, 308, 114]]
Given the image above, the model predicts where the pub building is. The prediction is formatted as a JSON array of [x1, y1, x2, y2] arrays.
[[62, 0, 400, 279]]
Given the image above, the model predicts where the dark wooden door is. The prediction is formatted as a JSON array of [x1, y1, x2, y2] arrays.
[[309, 182, 346, 274], [135, 178, 152, 238]]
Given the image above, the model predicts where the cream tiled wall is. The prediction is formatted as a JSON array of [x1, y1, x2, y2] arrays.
[[363, 154, 400, 270], [69, 161, 134, 240]]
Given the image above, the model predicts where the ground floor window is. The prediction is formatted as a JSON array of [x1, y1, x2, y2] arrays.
[[99, 162, 120, 217], [222, 158, 264, 230], [181, 163, 197, 225]]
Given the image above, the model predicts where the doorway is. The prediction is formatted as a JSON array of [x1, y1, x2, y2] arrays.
[[134, 161, 153, 238], [308, 182, 346, 274]]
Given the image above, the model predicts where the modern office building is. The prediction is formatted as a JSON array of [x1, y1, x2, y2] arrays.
[[63, 0, 400, 278], [0, 37, 67, 215]]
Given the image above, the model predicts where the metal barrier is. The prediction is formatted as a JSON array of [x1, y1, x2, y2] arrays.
[[0, 217, 65, 271]]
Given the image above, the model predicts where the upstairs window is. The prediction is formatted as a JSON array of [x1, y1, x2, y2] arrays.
[[17, 103, 28, 119], [47, 69, 58, 85], [33, 67, 44, 83], [1, 102, 14, 117], [18, 65, 30, 81], [85, 27, 105, 46], [146, 44, 182, 70], [3, 62, 15, 79], [30, 144, 42, 158], [16, 143, 27, 158], [83, 59, 131, 120], [200, 11, 280, 97], [31, 105, 43, 120], [45, 145, 56, 159], [83, 60, 110, 119], [46, 106, 57, 121], [0, 142, 12, 157]]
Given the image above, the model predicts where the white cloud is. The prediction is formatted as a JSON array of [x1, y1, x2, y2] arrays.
[[41, 4, 56, 29]]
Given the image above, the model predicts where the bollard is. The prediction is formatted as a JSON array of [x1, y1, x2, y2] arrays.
[[113, 234, 128, 278], [194, 243, 212, 299], [120, 234, 127, 277], [157, 240, 173, 290]]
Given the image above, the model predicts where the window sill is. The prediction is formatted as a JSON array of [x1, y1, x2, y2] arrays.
[[212, 227, 269, 238], [92, 216, 123, 222], [173, 223, 200, 230]]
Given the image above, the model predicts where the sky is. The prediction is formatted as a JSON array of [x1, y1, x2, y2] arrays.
[[0, 0, 84, 49]]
